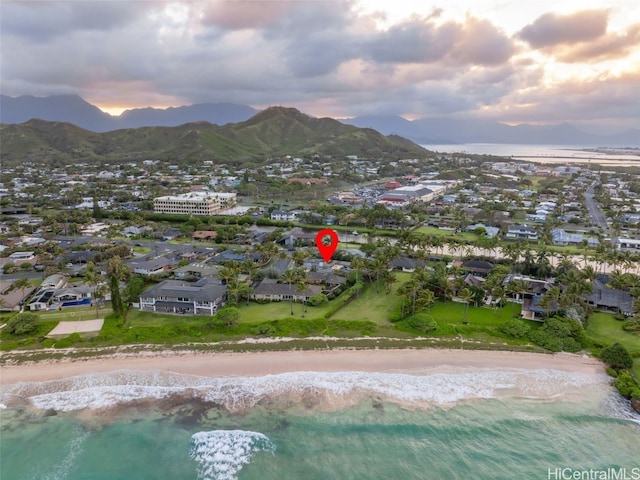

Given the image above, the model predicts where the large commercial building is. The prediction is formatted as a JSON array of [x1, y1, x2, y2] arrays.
[[153, 191, 236, 216]]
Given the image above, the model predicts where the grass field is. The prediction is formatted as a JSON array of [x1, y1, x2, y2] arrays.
[[586, 312, 640, 379], [333, 273, 410, 324], [416, 226, 478, 241]]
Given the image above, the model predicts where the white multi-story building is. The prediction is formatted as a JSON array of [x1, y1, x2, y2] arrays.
[[153, 191, 237, 216]]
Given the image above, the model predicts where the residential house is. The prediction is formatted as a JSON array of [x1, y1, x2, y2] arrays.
[[466, 223, 500, 238], [505, 225, 539, 241], [128, 256, 173, 275], [192, 230, 218, 242], [139, 278, 227, 315], [390, 257, 425, 272], [251, 278, 322, 302], [614, 237, 640, 253], [461, 260, 494, 277], [551, 229, 592, 246], [52, 284, 92, 307], [503, 274, 554, 320], [270, 210, 298, 222], [585, 274, 634, 316], [41, 274, 68, 290], [210, 249, 248, 264]]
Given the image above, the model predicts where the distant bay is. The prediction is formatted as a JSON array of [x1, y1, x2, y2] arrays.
[[423, 144, 640, 166]]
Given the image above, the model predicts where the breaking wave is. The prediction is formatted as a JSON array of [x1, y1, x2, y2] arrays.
[[0, 368, 610, 414], [190, 430, 275, 480]]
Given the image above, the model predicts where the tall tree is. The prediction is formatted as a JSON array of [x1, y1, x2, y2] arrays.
[[13, 278, 31, 312], [281, 268, 299, 315], [458, 287, 474, 323], [106, 257, 128, 316], [85, 261, 102, 317]]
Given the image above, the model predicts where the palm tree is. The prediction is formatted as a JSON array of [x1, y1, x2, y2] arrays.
[[295, 270, 309, 316], [416, 288, 435, 314], [292, 249, 308, 267], [85, 261, 102, 318], [241, 259, 257, 280], [106, 257, 129, 316], [219, 264, 240, 285], [505, 278, 529, 317], [381, 269, 396, 294], [458, 287, 474, 323], [281, 268, 299, 315], [368, 256, 388, 294], [13, 278, 31, 311], [350, 256, 365, 297], [491, 286, 506, 316]]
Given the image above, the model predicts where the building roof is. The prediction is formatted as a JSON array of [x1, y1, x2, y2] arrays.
[[390, 257, 425, 270], [585, 275, 634, 313], [141, 279, 226, 303], [461, 260, 495, 272], [253, 278, 322, 297]]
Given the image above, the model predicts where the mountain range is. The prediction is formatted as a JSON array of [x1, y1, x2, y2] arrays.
[[2, 94, 639, 145], [0, 106, 429, 165]]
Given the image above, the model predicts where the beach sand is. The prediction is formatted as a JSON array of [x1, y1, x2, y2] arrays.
[[0, 349, 605, 385]]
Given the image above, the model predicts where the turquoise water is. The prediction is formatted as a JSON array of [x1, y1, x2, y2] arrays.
[[1, 369, 639, 479]]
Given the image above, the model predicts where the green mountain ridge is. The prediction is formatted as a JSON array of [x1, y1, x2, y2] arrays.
[[0, 107, 430, 165]]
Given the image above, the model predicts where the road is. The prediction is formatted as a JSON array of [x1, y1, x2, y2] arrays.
[[584, 182, 609, 234]]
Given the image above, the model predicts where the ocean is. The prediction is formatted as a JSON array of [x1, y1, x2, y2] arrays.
[[422, 144, 640, 165], [1, 368, 639, 480]]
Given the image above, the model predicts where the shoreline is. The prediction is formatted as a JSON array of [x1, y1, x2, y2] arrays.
[[0, 348, 606, 385]]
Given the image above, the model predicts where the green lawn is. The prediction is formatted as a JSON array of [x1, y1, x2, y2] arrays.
[[236, 300, 332, 323], [36, 306, 112, 321], [586, 312, 640, 379], [126, 310, 208, 328], [334, 273, 410, 324], [428, 301, 520, 327], [586, 313, 640, 354], [416, 226, 478, 241]]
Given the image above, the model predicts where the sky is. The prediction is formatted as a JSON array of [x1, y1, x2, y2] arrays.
[[1, 0, 639, 131]]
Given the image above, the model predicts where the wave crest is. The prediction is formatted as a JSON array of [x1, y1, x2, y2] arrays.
[[190, 430, 275, 480]]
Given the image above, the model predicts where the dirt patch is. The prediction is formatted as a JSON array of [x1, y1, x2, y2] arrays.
[[46, 319, 104, 337]]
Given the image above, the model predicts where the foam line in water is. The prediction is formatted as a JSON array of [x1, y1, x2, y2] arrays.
[[0, 369, 609, 413], [190, 430, 275, 480], [28, 427, 89, 480]]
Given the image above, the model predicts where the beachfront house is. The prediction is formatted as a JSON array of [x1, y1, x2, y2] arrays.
[[138, 278, 227, 315], [251, 278, 322, 302]]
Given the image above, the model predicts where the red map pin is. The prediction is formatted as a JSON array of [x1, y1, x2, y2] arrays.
[[315, 229, 339, 263]]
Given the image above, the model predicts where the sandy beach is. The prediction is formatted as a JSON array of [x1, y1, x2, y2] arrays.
[[0, 349, 605, 385]]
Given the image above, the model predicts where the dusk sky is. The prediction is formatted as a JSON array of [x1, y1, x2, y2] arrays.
[[2, 0, 639, 131]]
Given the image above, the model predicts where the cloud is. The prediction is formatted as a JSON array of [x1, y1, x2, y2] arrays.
[[200, 0, 295, 30], [367, 15, 514, 66], [449, 17, 515, 66], [518, 9, 608, 48], [483, 67, 640, 127], [0, 1, 638, 129], [555, 23, 640, 62], [0, 1, 155, 42], [367, 19, 459, 64]]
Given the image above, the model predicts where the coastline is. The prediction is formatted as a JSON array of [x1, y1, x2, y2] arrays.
[[0, 348, 606, 385]]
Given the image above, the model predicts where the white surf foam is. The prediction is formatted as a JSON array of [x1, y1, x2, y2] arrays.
[[0, 368, 609, 413], [190, 430, 275, 480]]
